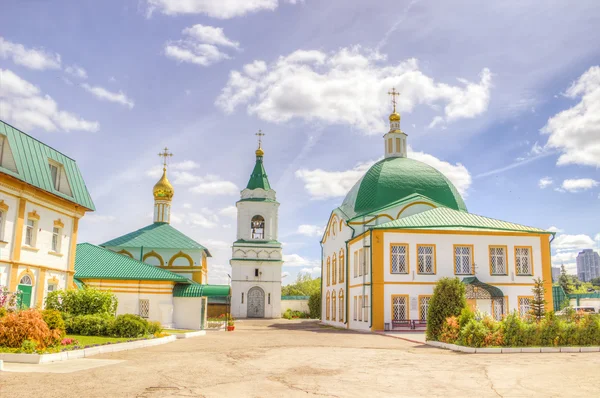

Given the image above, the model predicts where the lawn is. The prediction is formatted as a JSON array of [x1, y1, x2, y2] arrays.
[[66, 335, 145, 346]]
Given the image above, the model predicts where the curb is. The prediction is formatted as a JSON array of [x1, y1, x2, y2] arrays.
[[426, 340, 600, 354], [169, 330, 207, 339]]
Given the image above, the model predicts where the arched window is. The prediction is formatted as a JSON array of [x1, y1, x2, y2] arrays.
[[251, 215, 265, 239], [326, 257, 330, 286], [332, 290, 337, 321], [339, 289, 344, 322], [19, 275, 33, 285], [339, 249, 345, 283], [332, 253, 337, 285], [326, 291, 330, 320]]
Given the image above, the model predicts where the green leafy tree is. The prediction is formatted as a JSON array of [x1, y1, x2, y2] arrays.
[[558, 265, 570, 294], [45, 288, 118, 316], [282, 273, 321, 297], [426, 277, 466, 341], [590, 277, 600, 287], [308, 292, 321, 319], [530, 277, 546, 321]]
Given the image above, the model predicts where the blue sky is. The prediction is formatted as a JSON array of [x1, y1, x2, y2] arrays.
[[1, 0, 599, 284]]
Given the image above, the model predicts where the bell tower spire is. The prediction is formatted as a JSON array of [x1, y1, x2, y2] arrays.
[[153, 147, 174, 223], [384, 88, 407, 158]]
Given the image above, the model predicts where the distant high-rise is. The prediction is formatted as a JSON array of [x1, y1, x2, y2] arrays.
[[551, 267, 561, 282], [576, 249, 600, 282]]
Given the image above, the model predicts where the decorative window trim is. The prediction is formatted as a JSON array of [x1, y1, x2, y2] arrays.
[[332, 253, 337, 285], [17, 269, 36, 286], [48, 251, 63, 257], [358, 295, 363, 322], [363, 294, 368, 323], [27, 210, 40, 221], [168, 251, 193, 267], [353, 296, 357, 321], [143, 250, 165, 266], [416, 244, 436, 274], [453, 244, 474, 275], [339, 249, 345, 283], [338, 289, 344, 323], [418, 295, 432, 321], [391, 294, 409, 321], [326, 256, 330, 286], [358, 248, 364, 276], [517, 295, 533, 318], [332, 290, 337, 321], [326, 291, 330, 320], [0, 200, 8, 212], [354, 251, 358, 278], [53, 219, 65, 229], [488, 245, 508, 275], [514, 246, 534, 276], [117, 249, 134, 258], [390, 243, 409, 274]]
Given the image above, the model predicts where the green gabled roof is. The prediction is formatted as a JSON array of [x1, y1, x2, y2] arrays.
[[75, 243, 189, 282], [373, 207, 551, 234], [246, 155, 271, 190], [101, 222, 211, 256], [0, 120, 95, 210], [173, 283, 231, 297], [462, 277, 504, 298]]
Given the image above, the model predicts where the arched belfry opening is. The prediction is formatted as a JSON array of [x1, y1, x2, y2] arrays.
[[251, 215, 265, 239]]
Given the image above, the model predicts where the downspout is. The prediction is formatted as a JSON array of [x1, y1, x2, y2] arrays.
[[369, 228, 373, 329], [320, 241, 324, 321], [139, 246, 144, 262], [549, 233, 556, 310], [345, 222, 357, 328]]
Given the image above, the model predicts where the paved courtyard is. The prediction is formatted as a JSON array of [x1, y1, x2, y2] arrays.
[[1, 319, 599, 397]]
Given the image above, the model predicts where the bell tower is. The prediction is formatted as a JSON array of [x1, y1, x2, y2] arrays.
[[230, 131, 283, 319]]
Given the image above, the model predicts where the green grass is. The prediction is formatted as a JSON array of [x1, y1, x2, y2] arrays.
[[66, 334, 145, 346]]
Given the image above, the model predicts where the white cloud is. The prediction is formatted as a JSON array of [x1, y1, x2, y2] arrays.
[[295, 149, 471, 200], [183, 24, 239, 48], [538, 177, 553, 189], [147, 162, 238, 195], [207, 263, 230, 285], [553, 234, 596, 251], [542, 66, 600, 167], [547, 226, 564, 233], [83, 214, 116, 223], [217, 47, 492, 134], [0, 37, 61, 70], [203, 239, 230, 251], [65, 65, 88, 79], [186, 212, 218, 228], [183, 203, 192, 209], [147, 0, 279, 19], [296, 224, 323, 237], [164, 24, 238, 67], [190, 180, 239, 195], [561, 178, 598, 192], [300, 266, 321, 276], [282, 253, 319, 268], [219, 206, 238, 218], [0, 69, 99, 132], [81, 83, 135, 109]]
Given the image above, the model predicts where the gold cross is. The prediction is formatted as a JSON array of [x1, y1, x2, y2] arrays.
[[255, 130, 265, 147], [388, 87, 400, 112], [158, 147, 173, 168]]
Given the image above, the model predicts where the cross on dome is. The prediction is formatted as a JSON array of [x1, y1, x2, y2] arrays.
[[255, 130, 265, 157], [388, 87, 400, 113], [158, 147, 173, 170]]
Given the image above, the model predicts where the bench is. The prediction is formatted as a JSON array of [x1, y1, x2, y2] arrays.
[[391, 320, 412, 331], [412, 319, 427, 331]]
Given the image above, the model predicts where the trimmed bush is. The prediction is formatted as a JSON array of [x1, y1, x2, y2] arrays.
[[45, 288, 118, 317], [112, 314, 148, 338], [67, 314, 114, 336], [426, 277, 467, 341], [0, 309, 62, 349], [148, 321, 163, 334], [282, 309, 310, 320], [42, 309, 66, 336], [308, 291, 321, 319], [459, 319, 489, 348]]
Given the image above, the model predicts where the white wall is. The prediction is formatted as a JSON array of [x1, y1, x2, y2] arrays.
[[236, 199, 280, 241], [113, 291, 175, 327], [281, 298, 309, 315], [173, 297, 206, 329]]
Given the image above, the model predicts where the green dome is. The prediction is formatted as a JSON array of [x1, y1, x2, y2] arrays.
[[340, 157, 467, 218]]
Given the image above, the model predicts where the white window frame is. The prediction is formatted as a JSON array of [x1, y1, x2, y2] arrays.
[[353, 296, 357, 321], [454, 245, 473, 275], [490, 246, 507, 275], [358, 248, 364, 277], [25, 219, 37, 247], [515, 247, 533, 275], [51, 227, 61, 253], [391, 244, 408, 274], [0, 210, 5, 242], [354, 251, 358, 278]]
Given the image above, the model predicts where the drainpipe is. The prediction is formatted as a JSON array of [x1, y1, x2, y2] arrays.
[[320, 241, 324, 321], [369, 228, 373, 329], [345, 222, 357, 328], [140, 246, 144, 262]]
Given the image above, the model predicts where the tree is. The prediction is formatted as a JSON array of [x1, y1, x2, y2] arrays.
[[308, 291, 321, 319], [530, 277, 546, 321], [282, 273, 321, 297], [590, 277, 600, 288], [558, 264, 570, 294], [426, 277, 466, 341]]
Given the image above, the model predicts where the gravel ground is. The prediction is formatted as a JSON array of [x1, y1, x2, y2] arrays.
[[1, 319, 599, 397]]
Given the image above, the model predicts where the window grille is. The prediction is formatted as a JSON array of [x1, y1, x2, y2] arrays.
[[19, 275, 33, 285], [419, 296, 431, 320], [417, 245, 434, 274], [268, 293, 271, 305], [241, 292, 244, 304], [391, 244, 408, 273], [25, 219, 35, 246], [332, 291, 337, 321], [519, 297, 532, 318], [358, 296, 363, 321], [139, 299, 150, 318], [47, 284, 57, 292], [353, 296, 357, 321], [490, 247, 507, 275], [492, 297, 507, 321], [339, 291, 344, 322], [363, 295, 368, 322], [392, 296, 408, 321], [332, 254, 337, 285], [454, 246, 472, 274], [516, 247, 532, 275], [339, 250, 345, 283]]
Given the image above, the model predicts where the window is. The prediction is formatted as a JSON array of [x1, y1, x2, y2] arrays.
[[419, 296, 431, 320], [0, 210, 4, 241], [354, 251, 358, 278], [489, 246, 507, 275], [326, 257, 330, 286], [395, 137, 401, 154], [364, 247, 370, 275], [241, 292, 244, 304], [0, 135, 18, 173], [492, 297, 508, 321], [51, 227, 61, 252], [254, 268, 259, 277], [268, 293, 271, 305], [454, 245, 473, 275], [326, 291, 330, 320], [48, 161, 72, 196], [515, 247, 533, 275], [391, 244, 408, 274], [49, 163, 59, 189], [20, 275, 33, 285], [250, 215, 265, 239], [139, 299, 150, 318], [47, 283, 58, 293], [363, 295, 368, 322], [339, 290, 344, 323], [339, 250, 345, 283], [387, 138, 393, 153], [358, 296, 363, 321], [392, 296, 408, 321], [417, 245, 435, 274], [353, 296, 357, 321], [25, 219, 35, 246], [332, 290, 336, 321], [358, 248, 364, 276], [332, 253, 337, 285], [518, 296, 532, 318]]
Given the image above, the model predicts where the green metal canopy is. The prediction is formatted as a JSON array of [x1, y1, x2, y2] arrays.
[[462, 277, 504, 298], [173, 283, 231, 298]]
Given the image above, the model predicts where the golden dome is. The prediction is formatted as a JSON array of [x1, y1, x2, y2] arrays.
[[153, 168, 174, 200], [389, 112, 401, 122], [255, 146, 265, 157]]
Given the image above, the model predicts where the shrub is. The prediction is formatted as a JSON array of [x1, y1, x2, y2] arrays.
[[0, 307, 7, 318], [147, 321, 163, 334], [20, 339, 38, 353], [67, 314, 114, 336], [45, 288, 118, 317], [42, 309, 66, 335], [576, 315, 600, 346], [458, 307, 475, 329], [426, 277, 467, 341], [459, 319, 489, 348], [439, 316, 460, 343], [112, 314, 148, 338], [0, 309, 62, 349], [308, 291, 321, 319], [283, 309, 310, 320]]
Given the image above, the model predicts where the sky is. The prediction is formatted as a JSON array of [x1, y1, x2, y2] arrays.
[[1, 0, 599, 285]]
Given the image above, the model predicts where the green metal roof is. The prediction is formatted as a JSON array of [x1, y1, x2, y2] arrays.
[[0, 120, 95, 210], [246, 154, 271, 190], [462, 277, 504, 298], [233, 239, 281, 247], [173, 283, 231, 298], [101, 222, 211, 256], [373, 207, 551, 234], [75, 243, 189, 282], [339, 157, 466, 219]]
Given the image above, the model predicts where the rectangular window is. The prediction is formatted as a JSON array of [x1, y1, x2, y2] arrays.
[[492, 297, 508, 321], [25, 219, 35, 246], [241, 292, 244, 304], [254, 268, 259, 277], [363, 295, 368, 322], [358, 296, 363, 321], [454, 245, 473, 275], [47, 283, 57, 293], [354, 251, 358, 278], [268, 293, 271, 305], [515, 247, 533, 275], [339, 251, 345, 283], [417, 245, 435, 274], [392, 296, 408, 321], [353, 296, 357, 321], [395, 137, 401, 154], [139, 299, 150, 318], [49, 163, 60, 190], [358, 248, 364, 276], [419, 296, 431, 320], [364, 247, 370, 275], [0, 210, 4, 241], [339, 295, 344, 322], [52, 227, 60, 252], [518, 296, 533, 318], [391, 244, 408, 274], [489, 246, 507, 275], [388, 138, 393, 153]]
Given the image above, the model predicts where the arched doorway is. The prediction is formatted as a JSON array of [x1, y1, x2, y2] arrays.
[[251, 215, 265, 239], [18, 274, 33, 309], [247, 286, 265, 318]]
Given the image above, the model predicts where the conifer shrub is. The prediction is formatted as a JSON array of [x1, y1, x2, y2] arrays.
[[426, 277, 467, 341], [112, 314, 149, 338], [308, 291, 321, 319], [0, 309, 62, 349]]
